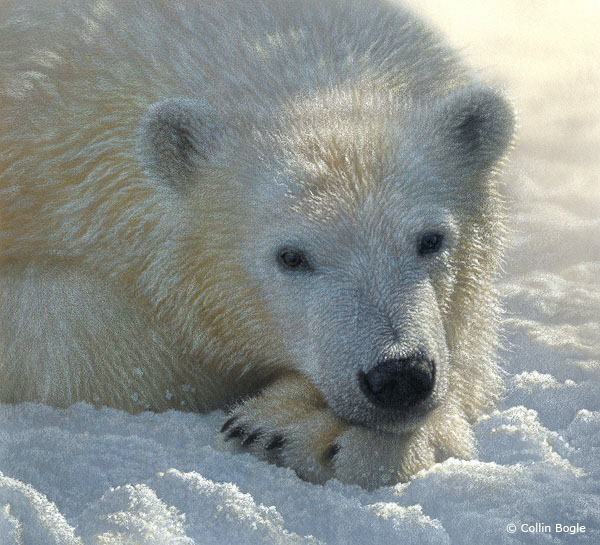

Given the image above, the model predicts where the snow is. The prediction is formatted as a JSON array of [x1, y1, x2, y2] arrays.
[[1, 1, 599, 544]]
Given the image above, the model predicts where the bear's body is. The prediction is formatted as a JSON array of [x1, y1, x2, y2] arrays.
[[0, 0, 514, 488]]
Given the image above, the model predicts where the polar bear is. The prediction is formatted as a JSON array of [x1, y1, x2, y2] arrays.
[[0, 0, 515, 488]]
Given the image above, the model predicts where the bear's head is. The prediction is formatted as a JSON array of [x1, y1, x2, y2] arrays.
[[138, 84, 515, 433]]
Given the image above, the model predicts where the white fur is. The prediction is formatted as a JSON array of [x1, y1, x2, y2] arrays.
[[0, 0, 515, 488]]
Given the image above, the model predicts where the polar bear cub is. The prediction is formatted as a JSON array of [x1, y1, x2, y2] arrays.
[[0, 0, 514, 488]]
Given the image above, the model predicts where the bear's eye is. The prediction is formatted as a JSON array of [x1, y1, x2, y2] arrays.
[[277, 248, 311, 271], [418, 233, 444, 256]]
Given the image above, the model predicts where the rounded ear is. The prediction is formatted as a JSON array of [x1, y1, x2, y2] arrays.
[[432, 85, 516, 176], [137, 98, 221, 191]]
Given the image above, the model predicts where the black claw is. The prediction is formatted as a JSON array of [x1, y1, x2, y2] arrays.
[[220, 416, 237, 434], [241, 430, 261, 447], [323, 443, 340, 463], [265, 435, 285, 450], [224, 426, 245, 441]]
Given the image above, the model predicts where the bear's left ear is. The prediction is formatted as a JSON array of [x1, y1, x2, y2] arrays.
[[138, 98, 222, 192], [432, 85, 516, 176]]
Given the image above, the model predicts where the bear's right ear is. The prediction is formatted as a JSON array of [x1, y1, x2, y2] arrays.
[[138, 99, 221, 192]]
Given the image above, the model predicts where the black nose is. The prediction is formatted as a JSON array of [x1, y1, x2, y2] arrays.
[[358, 353, 435, 410]]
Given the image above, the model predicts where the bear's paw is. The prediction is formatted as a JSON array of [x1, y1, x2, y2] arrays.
[[220, 374, 348, 484], [219, 373, 444, 489]]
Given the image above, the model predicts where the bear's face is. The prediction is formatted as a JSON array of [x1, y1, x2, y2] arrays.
[[139, 85, 514, 433], [244, 182, 458, 432]]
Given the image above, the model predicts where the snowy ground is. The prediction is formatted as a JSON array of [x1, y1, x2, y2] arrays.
[[1, 1, 599, 544]]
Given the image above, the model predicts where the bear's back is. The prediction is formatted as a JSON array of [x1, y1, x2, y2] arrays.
[[1, 0, 467, 128]]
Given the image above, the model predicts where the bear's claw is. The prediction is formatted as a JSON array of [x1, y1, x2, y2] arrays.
[[240, 430, 262, 447], [265, 435, 285, 450], [220, 416, 237, 433], [323, 443, 340, 463]]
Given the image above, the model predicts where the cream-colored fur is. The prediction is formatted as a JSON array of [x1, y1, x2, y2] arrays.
[[0, 0, 514, 488]]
